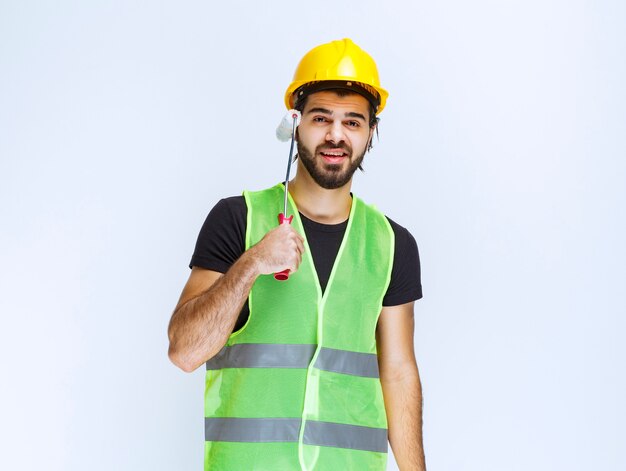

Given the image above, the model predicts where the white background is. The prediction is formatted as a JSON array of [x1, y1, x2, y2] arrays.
[[1, 1, 624, 470]]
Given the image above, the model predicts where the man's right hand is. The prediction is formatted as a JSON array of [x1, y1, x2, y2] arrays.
[[248, 223, 305, 275]]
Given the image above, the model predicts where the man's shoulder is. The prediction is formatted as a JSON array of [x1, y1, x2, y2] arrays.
[[210, 183, 288, 227], [189, 195, 247, 271], [385, 216, 416, 243], [215, 194, 246, 209], [353, 194, 418, 246], [207, 195, 247, 220]]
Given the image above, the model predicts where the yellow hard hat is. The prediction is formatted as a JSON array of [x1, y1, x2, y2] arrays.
[[284, 38, 389, 115]]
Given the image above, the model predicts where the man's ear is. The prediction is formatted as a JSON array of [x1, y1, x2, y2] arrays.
[[367, 124, 377, 151]]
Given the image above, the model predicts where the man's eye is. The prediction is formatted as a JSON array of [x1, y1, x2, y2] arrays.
[[313, 116, 327, 123], [347, 121, 360, 127]]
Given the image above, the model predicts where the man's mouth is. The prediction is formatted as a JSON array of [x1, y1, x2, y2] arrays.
[[319, 149, 349, 164]]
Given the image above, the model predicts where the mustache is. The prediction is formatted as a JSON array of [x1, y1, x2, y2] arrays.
[[316, 144, 352, 154]]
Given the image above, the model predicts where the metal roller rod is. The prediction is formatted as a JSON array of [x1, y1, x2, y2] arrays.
[[283, 114, 298, 215]]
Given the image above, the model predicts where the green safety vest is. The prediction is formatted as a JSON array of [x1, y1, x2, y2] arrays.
[[204, 184, 395, 470]]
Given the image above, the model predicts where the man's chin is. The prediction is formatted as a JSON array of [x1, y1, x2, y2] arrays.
[[313, 172, 353, 190]]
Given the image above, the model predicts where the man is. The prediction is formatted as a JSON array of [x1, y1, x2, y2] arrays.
[[168, 38, 426, 470]]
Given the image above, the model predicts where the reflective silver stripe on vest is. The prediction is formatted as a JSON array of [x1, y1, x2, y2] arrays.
[[304, 420, 388, 453], [205, 418, 387, 452], [205, 344, 317, 370], [205, 417, 301, 442], [314, 347, 380, 378], [206, 344, 379, 378]]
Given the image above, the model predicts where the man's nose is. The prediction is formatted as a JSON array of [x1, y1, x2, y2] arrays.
[[325, 121, 345, 144]]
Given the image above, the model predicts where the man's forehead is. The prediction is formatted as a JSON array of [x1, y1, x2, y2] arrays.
[[302, 90, 370, 114]]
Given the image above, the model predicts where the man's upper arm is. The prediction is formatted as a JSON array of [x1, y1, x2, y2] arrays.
[[175, 267, 223, 312], [376, 302, 418, 382]]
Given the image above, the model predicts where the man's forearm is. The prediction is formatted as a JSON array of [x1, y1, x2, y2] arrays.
[[167, 252, 259, 372], [382, 370, 426, 470]]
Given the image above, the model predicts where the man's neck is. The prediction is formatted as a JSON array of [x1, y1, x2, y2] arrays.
[[288, 165, 353, 225]]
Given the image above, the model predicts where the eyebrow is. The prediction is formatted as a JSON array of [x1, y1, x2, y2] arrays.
[[307, 107, 367, 122]]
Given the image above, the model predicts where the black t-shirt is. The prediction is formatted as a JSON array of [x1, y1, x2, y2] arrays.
[[190, 195, 423, 331]]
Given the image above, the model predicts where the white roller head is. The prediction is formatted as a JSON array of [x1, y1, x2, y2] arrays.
[[276, 109, 301, 142]]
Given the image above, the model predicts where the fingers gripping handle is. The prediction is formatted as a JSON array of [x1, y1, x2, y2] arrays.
[[274, 213, 294, 281]]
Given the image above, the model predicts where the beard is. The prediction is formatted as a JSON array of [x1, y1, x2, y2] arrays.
[[296, 141, 366, 190]]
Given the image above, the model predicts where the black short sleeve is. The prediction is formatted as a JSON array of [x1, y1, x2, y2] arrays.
[[189, 196, 247, 272], [383, 218, 423, 306]]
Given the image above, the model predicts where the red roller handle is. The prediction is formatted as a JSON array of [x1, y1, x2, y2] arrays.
[[274, 213, 294, 281]]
